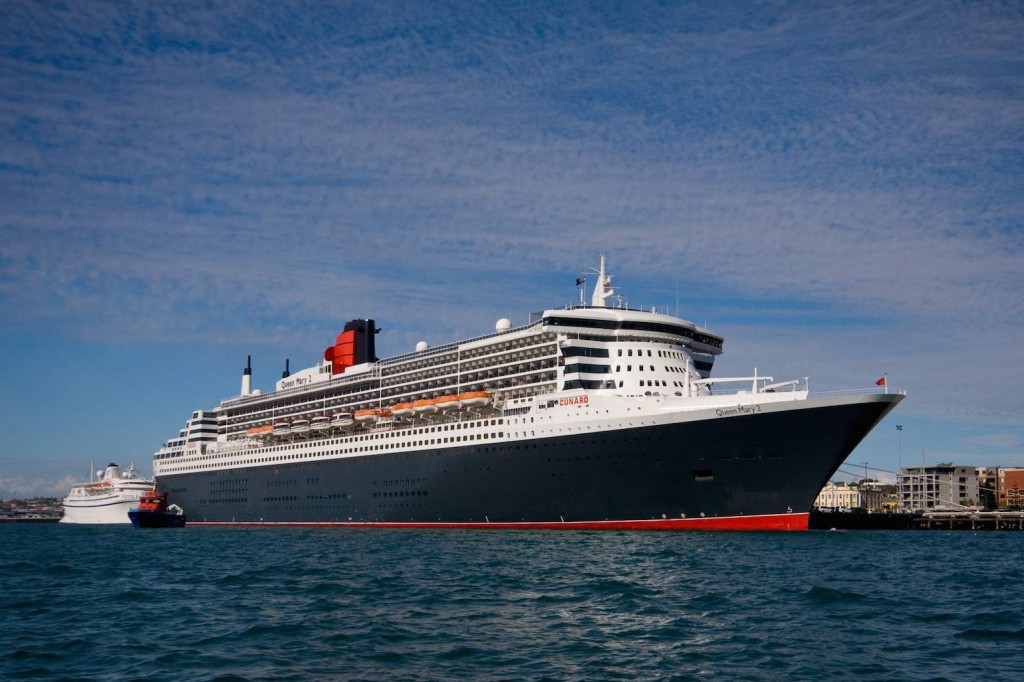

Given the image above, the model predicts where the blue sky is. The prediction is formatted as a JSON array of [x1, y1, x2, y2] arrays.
[[2, 0, 1022, 497]]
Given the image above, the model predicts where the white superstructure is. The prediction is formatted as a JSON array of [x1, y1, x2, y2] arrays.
[[151, 255, 817, 478], [60, 463, 154, 524]]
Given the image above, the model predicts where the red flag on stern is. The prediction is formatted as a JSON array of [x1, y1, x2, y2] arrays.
[[875, 376, 886, 386]]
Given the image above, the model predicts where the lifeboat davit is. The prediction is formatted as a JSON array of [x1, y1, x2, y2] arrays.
[[413, 398, 439, 414], [331, 412, 355, 429], [459, 391, 492, 407], [291, 418, 311, 434], [311, 415, 330, 431], [391, 403, 415, 418], [435, 395, 462, 410]]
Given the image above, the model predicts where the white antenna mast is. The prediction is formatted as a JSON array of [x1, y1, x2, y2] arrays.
[[590, 253, 614, 307]]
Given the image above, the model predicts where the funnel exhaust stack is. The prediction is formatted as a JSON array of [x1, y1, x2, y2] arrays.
[[241, 355, 252, 396]]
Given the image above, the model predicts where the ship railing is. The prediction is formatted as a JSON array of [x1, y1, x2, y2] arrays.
[[703, 386, 900, 399], [807, 387, 906, 399], [553, 304, 717, 332], [694, 373, 806, 395]]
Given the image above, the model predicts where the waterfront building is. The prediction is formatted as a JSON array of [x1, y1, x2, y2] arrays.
[[996, 467, 1024, 509], [976, 467, 999, 510], [814, 481, 883, 511], [858, 480, 893, 511], [898, 464, 979, 510]]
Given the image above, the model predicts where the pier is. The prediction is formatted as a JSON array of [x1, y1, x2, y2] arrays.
[[810, 509, 1024, 531], [912, 511, 1024, 531]]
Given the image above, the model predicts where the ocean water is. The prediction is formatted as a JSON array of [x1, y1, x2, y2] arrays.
[[2, 525, 1023, 681]]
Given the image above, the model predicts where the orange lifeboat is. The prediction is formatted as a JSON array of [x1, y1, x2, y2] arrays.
[[459, 391, 492, 407], [391, 402, 416, 418], [354, 408, 378, 423], [413, 398, 439, 414], [435, 395, 462, 410]]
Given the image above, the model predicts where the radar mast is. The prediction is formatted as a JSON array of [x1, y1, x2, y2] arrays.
[[590, 253, 614, 307]]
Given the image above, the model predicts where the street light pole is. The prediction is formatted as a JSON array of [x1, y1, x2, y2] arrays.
[[896, 425, 904, 509], [897, 424, 903, 469]]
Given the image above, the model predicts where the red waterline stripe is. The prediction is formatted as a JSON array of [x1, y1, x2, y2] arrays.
[[192, 512, 809, 531]]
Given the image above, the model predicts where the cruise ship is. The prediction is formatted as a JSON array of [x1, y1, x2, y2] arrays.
[[61, 463, 154, 524], [152, 256, 903, 530]]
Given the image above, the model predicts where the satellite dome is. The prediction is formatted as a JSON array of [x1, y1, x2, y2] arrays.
[[496, 318, 512, 332], [416, 341, 429, 352]]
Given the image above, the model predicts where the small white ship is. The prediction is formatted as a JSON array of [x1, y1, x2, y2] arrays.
[[60, 463, 154, 524]]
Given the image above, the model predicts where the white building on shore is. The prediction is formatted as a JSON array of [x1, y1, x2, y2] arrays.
[[814, 481, 883, 511], [898, 464, 979, 510]]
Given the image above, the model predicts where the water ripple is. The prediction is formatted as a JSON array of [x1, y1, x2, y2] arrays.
[[1, 526, 1023, 680]]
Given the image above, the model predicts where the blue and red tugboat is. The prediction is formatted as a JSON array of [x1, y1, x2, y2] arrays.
[[128, 488, 186, 528]]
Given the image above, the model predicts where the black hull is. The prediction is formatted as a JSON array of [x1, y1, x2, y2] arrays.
[[157, 395, 899, 529], [128, 510, 187, 528]]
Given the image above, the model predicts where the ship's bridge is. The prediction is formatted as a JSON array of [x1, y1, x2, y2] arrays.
[[540, 306, 723, 356]]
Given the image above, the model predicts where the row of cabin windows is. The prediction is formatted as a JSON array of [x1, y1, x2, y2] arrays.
[[565, 346, 692, 360], [381, 478, 428, 488], [217, 419, 508, 458], [159, 432, 510, 472], [378, 352, 552, 385], [562, 347, 610, 358], [210, 478, 248, 487], [564, 379, 682, 390], [565, 363, 611, 374], [563, 348, 692, 362], [172, 419, 507, 465], [613, 364, 688, 374], [562, 379, 614, 390]]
